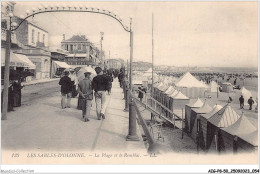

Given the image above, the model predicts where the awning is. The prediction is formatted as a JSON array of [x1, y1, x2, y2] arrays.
[[53, 61, 71, 68], [1, 48, 28, 68], [14, 53, 36, 69]]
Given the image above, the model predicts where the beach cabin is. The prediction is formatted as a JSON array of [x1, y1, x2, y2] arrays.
[[190, 101, 212, 142], [220, 114, 257, 153], [221, 82, 233, 93], [199, 104, 223, 151], [164, 86, 175, 117], [237, 130, 258, 153], [184, 98, 203, 134], [207, 104, 241, 153], [171, 91, 189, 109]]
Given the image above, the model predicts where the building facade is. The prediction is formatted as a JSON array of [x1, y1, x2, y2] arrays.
[[61, 35, 101, 67], [12, 16, 51, 80]]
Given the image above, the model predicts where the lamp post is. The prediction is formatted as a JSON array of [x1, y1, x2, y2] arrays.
[[2, 13, 17, 120], [1, 5, 133, 120]]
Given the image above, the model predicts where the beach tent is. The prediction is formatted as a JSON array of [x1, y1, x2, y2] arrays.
[[163, 86, 176, 117], [237, 130, 258, 152], [199, 104, 223, 150], [185, 98, 203, 134], [174, 72, 208, 98], [171, 91, 189, 109], [208, 81, 219, 93], [207, 104, 241, 152], [221, 82, 233, 93], [190, 101, 212, 142], [175, 72, 206, 88], [165, 86, 175, 95], [157, 83, 169, 104], [220, 113, 257, 153]]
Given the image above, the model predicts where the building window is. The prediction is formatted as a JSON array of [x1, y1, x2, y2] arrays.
[[78, 44, 81, 50], [37, 32, 40, 43], [66, 44, 68, 51], [70, 44, 73, 51], [32, 29, 35, 43], [43, 34, 45, 44]]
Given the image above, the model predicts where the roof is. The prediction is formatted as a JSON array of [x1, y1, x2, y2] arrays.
[[208, 104, 241, 128], [193, 100, 212, 113], [201, 104, 223, 119], [28, 22, 48, 33], [49, 47, 69, 55], [157, 83, 168, 91], [175, 72, 207, 88], [187, 98, 204, 108], [170, 89, 179, 97], [165, 86, 175, 95], [222, 113, 257, 136], [62, 35, 89, 42], [238, 130, 258, 147], [172, 91, 189, 100], [159, 84, 169, 92]]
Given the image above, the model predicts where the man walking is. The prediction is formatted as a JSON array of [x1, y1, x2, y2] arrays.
[[239, 95, 244, 109], [78, 72, 93, 122], [92, 67, 109, 120], [248, 97, 255, 110], [59, 71, 73, 109]]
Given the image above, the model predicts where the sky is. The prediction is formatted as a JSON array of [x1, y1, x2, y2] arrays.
[[13, 1, 258, 67]]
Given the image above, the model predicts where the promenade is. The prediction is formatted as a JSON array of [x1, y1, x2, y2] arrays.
[[1, 81, 147, 164]]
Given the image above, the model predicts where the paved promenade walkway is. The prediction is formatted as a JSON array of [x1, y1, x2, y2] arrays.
[[2, 81, 147, 164]]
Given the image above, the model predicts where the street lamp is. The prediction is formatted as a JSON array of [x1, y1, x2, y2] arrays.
[[1, 5, 134, 120]]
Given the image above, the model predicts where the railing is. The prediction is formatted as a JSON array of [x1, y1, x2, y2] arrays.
[[133, 88, 185, 132]]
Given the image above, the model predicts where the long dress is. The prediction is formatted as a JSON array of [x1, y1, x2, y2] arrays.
[[13, 81, 23, 107]]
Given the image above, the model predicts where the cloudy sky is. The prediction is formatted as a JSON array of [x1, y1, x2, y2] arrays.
[[13, 1, 258, 67]]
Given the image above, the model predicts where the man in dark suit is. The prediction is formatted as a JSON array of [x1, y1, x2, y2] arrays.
[[59, 71, 73, 109]]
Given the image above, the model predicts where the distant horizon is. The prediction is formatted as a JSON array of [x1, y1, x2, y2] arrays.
[[130, 61, 258, 69]]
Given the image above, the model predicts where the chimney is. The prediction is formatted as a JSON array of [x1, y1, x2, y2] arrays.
[[63, 34, 65, 41]]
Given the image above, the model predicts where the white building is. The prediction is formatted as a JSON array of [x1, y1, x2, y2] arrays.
[[13, 16, 51, 80]]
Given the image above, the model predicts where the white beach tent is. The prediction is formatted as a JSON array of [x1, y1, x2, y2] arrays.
[[174, 72, 208, 98], [165, 86, 175, 95], [207, 104, 241, 152], [175, 72, 207, 88], [220, 113, 257, 152], [208, 81, 219, 93]]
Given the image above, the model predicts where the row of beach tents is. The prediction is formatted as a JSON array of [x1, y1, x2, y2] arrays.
[[150, 72, 257, 153], [185, 99, 257, 153], [153, 72, 218, 98]]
